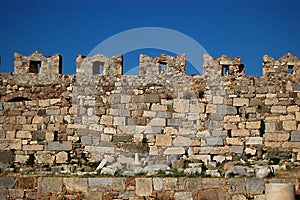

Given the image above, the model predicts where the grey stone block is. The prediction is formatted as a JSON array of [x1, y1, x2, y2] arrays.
[[228, 178, 246, 194], [167, 119, 182, 126], [38, 177, 62, 192], [0, 150, 14, 163], [0, 190, 6, 200], [88, 178, 113, 187], [81, 136, 92, 145], [256, 87, 268, 94], [119, 109, 131, 116], [212, 130, 227, 137], [217, 105, 237, 115], [206, 121, 224, 129], [291, 131, 300, 141], [145, 94, 160, 103], [0, 177, 15, 189], [32, 131, 45, 141], [293, 84, 300, 92], [112, 135, 132, 142], [210, 113, 224, 121], [206, 137, 224, 146], [246, 179, 265, 195], [47, 141, 72, 151], [46, 109, 61, 115], [232, 146, 244, 155], [153, 178, 163, 190], [156, 111, 171, 118]]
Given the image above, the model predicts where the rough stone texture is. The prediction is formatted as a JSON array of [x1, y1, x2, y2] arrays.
[[0, 177, 298, 199], [136, 178, 152, 196], [38, 177, 62, 192], [0, 51, 300, 181], [47, 141, 72, 151], [246, 179, 265, 195], [0, 177, 15, 189]]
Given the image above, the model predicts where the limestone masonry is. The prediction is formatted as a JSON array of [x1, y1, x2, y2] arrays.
[[0, 51, 300, 199]]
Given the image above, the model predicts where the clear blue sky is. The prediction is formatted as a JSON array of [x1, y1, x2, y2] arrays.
[[0, 0, 299, 75]]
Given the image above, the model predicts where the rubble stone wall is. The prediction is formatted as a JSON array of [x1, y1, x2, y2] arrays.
[[0, 51, 300, 182]]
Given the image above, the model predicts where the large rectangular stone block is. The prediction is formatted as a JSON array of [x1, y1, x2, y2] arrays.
[[206, 137, 224, 146], [233, 98, 249, 106], [0, 177, 16, 189], [0, 139, 22, 150], [63, 178, 88, 193], [164, 147, 185, 155], [136, 178, 152, 196], [245, 137, 263, 145], [283, 120, 296, 130], [156, 134, 172, 146], [149, 118, 166, 127], [38, 177, 62, 192], [47, 141, 72, 151], [145, 94, 160, 103], [271, 106, 286, 114], [291, 131, 300, 142], [246, 179, 265, 195], [232, 129, 250, 137]]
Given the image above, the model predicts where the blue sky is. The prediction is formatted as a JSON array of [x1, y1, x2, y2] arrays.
[[0, 0, 299, 75]]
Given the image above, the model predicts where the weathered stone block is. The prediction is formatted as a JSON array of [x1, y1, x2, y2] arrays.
[[145, 94, 160, 103], [246, 179, 265, 195], [32, 131, 45, 141], [0, 177, 15, 189], [167, 118, 182, 126], [207, 137, 224, 146], [0, 150, 14, 163], [173, 136, 191, 146], [156, 134, 172, 146], [228, 178, 246, 194], [271, 106, 286, 114], [88, 178, 112, 187], [291, 131, 300, 141], [113, 116, 126, 126], [174, 99, 189, 113], [164, 147, 185, 155], [38, 177, 62, 192], [63, 178, 88, 193], [17, 177, 35, 189], [174, 192, 193, 200], [186, 178, 202, 190], [23, 144, 44, 151], [153, 178, 163, 190], [282, 120, 296, 130], [217, 105, 237, 114], [8, 189, 24, 199], [113, 135, 132, 142], [245, 137, 263, 145], [0, 139, 22, 150], [231, 146, 244, 154], [149, 118, 166, 127], [47, 141, 72, 151], [55, 151, 68, 163], [100, 115, 113, 125], [246, 121, 261, 129], [232, 129, 250, 137], [233, 98, 249, 106], [136, 178, 152, 196], [46, 109, 60, 115]]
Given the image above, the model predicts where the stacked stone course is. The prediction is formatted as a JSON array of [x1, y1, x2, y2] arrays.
[[0, 51, 300, 198]]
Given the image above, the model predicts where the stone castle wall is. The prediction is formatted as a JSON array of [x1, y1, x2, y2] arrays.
[[0, 51, 300, 180]]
